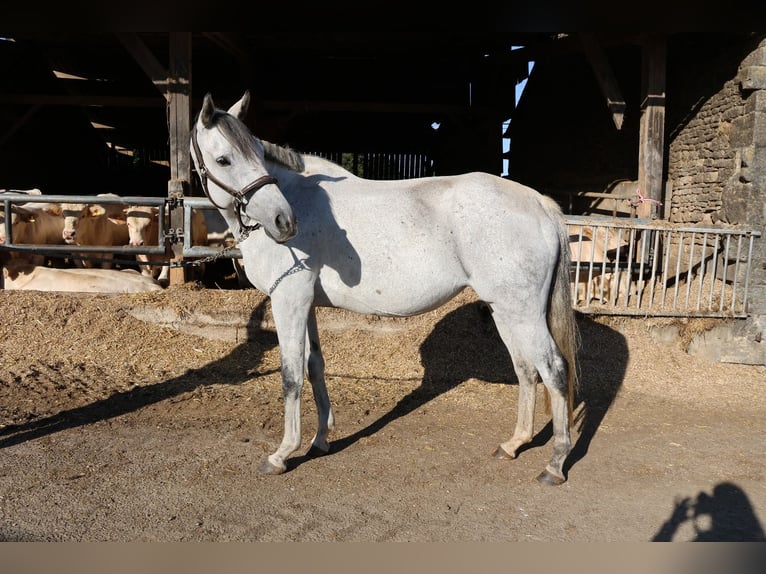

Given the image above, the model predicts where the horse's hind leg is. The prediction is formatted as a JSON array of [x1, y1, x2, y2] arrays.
[[305, 307, 334, 456], [490, 311, 572, 485], [491, 353, 539, 460]]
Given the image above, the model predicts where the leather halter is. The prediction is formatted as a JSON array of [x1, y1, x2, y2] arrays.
[[191, 125, 278, 233]]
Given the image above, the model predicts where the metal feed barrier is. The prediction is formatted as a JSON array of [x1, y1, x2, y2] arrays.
[[2, 193, 762, 318], [566, 215, 761, 318], [0, 193, 240, 267]]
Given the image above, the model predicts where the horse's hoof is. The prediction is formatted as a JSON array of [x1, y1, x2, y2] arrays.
[[307, 445, 330, 458], [257, 459, 285, 475], [536, 469, 566, 486], [492, 445, 516, 460]]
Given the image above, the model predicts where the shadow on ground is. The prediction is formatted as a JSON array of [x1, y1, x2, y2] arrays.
[[297, 303, 628, 481]]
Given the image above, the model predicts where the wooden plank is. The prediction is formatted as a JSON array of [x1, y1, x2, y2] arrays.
[[116, 33, 170, 97], [0, 94, 163, 107], [0, 104, 40, 147], [637, 34, 666, 219], [167, 33, 192, 286], [580, 33, 626, 130]]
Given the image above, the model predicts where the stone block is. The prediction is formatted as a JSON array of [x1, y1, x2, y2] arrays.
[[730, 111, 766, 146], [741, 42, 766, 67], [744, 89, 766, 114], [740, 66, 766, 91]]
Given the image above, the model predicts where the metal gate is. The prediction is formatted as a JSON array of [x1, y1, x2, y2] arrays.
[[566, 215, 761, 318]]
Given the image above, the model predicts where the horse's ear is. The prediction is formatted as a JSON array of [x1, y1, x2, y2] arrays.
[[200, 93, 215, 128], [227, 91, 251, 120]]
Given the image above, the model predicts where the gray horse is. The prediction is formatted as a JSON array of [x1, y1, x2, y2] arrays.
[[190, 92, 579, 485]]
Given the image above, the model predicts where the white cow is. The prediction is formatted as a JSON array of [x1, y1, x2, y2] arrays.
[[60, 202, 131, 269], [2, 262, 163, 293], [569, 224, 631, 304], [116, 206, 208, 281], [120, 205, 165, 280], [202, 207, 234, 247], [1, 199, 65, 266]]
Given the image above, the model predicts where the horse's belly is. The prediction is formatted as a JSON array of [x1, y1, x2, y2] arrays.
[[316, 270, 465, 317]]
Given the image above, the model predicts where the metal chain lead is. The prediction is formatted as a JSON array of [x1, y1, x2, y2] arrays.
[[175, 226, 252, 268]]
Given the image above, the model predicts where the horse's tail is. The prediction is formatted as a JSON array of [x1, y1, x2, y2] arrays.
[[541, 196, 580, 425]]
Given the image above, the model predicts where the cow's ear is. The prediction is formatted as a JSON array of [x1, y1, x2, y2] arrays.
[[89, 205, 106, 217], [43, 204, 62, 216], [11, 205, 34, 222], [3, 265, 19, 280]]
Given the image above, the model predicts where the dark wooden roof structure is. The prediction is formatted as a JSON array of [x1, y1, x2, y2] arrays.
[[0, 31, 657, 194]]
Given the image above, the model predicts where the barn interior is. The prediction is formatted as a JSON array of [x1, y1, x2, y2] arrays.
[[2, 27, 755, 211], [0, 29, 650, 200]]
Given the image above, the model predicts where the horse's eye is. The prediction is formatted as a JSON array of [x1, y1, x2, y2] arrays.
[[216, 156, 230, 166]]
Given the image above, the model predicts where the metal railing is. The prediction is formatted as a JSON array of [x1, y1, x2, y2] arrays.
[[566, 215, 761, 318], [2, 194, 762, 318], [0, 193, 236, 264]]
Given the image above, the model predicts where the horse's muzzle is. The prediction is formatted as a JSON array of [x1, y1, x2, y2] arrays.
[[271, 212, 297, 243]]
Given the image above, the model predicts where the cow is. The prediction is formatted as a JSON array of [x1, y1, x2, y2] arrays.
[[2, 262, 164, 293], [568, 224, 632, 304], [115, 205, 208, 282], [119, 205, 165, 280], [202, 207, 234, 247], [60, 202, 131, 269], [1, 198, 65, 266]]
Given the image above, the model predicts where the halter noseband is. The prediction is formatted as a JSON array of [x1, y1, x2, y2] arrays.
[[191, 125, 278, 233]]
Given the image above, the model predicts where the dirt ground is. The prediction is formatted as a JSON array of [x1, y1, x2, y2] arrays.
[[0, 282, 765, 542]]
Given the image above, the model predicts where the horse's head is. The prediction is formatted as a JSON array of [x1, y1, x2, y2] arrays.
[[191, 91, 296, 243]]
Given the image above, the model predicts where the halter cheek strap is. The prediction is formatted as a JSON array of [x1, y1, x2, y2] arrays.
[[191, 126, 278, 233]]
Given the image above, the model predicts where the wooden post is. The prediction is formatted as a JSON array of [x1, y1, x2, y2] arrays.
[[580, 33, 626, 130], [167, 33, 192, 285], [637, 35, 667, 219]]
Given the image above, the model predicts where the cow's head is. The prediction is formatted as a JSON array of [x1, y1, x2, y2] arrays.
[[61, 204, 104, 244]]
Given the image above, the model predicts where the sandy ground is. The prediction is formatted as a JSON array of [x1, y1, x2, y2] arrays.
[[0, 284, 765, 542]]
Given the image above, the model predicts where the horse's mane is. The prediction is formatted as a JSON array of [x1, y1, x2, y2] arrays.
[[212, 112, 260, 161], [261, 139, 306, 173], [206, 109, 306, 173]]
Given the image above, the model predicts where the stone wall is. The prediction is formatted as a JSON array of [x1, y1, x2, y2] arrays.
[[666, 36, 765, 230], [665, 35, 766, 364]]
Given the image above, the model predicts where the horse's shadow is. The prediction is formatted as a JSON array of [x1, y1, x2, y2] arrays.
[[0, 300, 277, 449], [301, 302, 628, 479]]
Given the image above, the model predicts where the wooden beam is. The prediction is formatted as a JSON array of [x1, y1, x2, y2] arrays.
[[637, 34, 667, 219], [580, 33, 626, 130], [116, 33, 170, 98], [0, 94, 469, 115], [0, 104, 40, 147], [0, 94, 163, 107], [166, 32, 192, 285]]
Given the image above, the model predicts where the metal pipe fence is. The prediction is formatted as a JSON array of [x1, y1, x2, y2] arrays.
[[566, 215, 761, 318], [2, 193, 762, 319]]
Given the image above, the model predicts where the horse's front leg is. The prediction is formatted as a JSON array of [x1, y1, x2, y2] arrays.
[[257, 293, 312, 475], [305, 307, 334, 455]]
